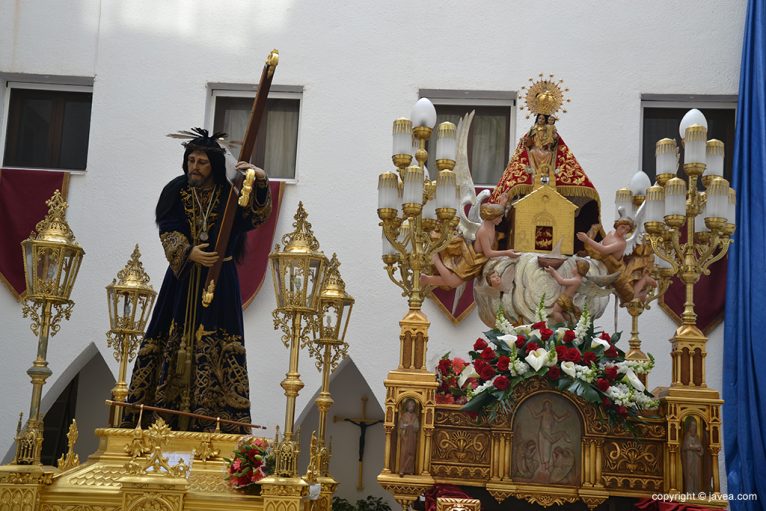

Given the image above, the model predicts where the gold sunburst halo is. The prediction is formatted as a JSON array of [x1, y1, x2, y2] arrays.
[[519, 73, 571, 118]]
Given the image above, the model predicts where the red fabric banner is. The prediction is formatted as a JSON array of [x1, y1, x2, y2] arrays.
[[0, 169, 69, 298], [236, 180, 284, 309], [428, 186, 493, 324], [659, 229, 727, 334]]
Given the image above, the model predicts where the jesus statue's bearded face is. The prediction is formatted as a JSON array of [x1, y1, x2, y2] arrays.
[[186, 150, 213, 188]]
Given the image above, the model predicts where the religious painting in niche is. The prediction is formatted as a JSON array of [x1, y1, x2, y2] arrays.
[[682, 416, 711, 493], [396, 398, 420, 476], [512, 392, 581, 485], [535, 225, 554, 251]]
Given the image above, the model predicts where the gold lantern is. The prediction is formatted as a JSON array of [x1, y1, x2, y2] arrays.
[[304, 254, 354, 511], [105, 244, 157, 427], [268, 202, 327, 476], [16, 190, 84, 465]]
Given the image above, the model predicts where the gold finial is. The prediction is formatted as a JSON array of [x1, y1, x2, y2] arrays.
[[281, 202, 322, 254], [321, 253, 347, 297], [31, 190, 79, 245], [57, 419, 80, 471], [115, 244, 153, 289], [519, 73, 570, 119]]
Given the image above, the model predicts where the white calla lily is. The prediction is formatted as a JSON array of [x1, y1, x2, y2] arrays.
[[591, 338, 611, 350], [497, 333, 518, 345], [624, 369, 646, 392], [458, 364, 478, 387], [560, 361, 577, 378], [525, 348, 548, 372]]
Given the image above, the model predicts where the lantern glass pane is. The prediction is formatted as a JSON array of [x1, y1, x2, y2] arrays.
[[23, 242, 34, 293], [338, 301, 353, 342], [321, 303, 340, 339], [107, 287, 117, 328]]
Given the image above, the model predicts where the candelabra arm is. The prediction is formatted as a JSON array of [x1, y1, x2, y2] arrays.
[[700, 237, 732, 275], [671, 229, 685, 266], [424, 218, 455, 261], [385, 263, 410, 296], [648, 236, 680, 275], [381, 221, 408, 257]]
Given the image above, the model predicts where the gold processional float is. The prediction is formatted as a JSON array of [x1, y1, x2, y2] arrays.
[[0, 74, 735, 511]]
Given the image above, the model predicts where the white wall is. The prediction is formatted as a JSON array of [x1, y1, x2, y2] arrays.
[[0, 0, 745, 492]]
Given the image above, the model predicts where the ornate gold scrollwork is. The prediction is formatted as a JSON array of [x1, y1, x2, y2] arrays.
[[434, 430, 490, 464], [605, 440, 659, 474]]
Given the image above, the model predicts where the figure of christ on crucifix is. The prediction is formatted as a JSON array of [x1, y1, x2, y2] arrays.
[[333, 395, 384, 490]]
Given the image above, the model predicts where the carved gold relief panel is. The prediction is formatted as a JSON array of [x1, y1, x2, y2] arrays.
[[511, 393, 582, 486]]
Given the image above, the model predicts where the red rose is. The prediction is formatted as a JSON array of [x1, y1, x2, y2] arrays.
[[602, 397, 613, 408], [540, 328, 554, 341], [493, 375, 510, 391], [438, 359, 452, 375], [583, 351, 597, 366], [597, 378, 610, 392], [567, 347, 582, 364], [525, 342, 539, 354], [515, 337, 526, 349], [599, 332, 611, 342], [532, 321, 546, 330], [480, 365, 496, 381], [473, 359, 487, 373], [481, 347, 497, 360], [473, 338, 488, 351], [496, 355, 510, 372], [547, 366, 561, 380], [555, 345, 567, 359], [563, 330, 576, 343], [617, 406, 628, 417], [605, 366, 619, 380], [605, 345, 619, 358]]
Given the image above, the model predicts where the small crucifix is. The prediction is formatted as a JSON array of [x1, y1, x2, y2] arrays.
[[334, 395, 383, 491]]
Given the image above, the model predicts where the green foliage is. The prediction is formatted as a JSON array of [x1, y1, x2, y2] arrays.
[[332, 496, 392, 511]]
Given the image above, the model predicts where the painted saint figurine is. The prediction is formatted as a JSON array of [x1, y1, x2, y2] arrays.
[[397, 399, 420, 476], [682, 416, 705, 493]]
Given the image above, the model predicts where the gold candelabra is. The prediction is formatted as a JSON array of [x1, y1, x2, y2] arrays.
[[268, 202, 327, 478], [643, 122, 735, 388], [15, 190, 84, 465], [377, 98, 459, 508], [105, 245, 157, 427], [379, 113, 459, 314], [642, 110, 734, 496]]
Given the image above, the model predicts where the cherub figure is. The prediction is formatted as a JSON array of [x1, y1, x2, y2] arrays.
[[542, 115, 558, 150], [544, 259, 590, 325], [422, 195, 519, 288], [577, 217, 634, 264], [578, 210, 662, 305], [474, 257, 517, 328], [633, 265, 658, 302]]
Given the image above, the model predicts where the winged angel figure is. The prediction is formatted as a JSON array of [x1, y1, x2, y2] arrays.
[[577, 204, 657, 305], [421, 113, 519, 296]]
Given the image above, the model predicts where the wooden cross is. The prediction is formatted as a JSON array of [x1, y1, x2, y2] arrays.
[[333, 395, 383, 490]]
